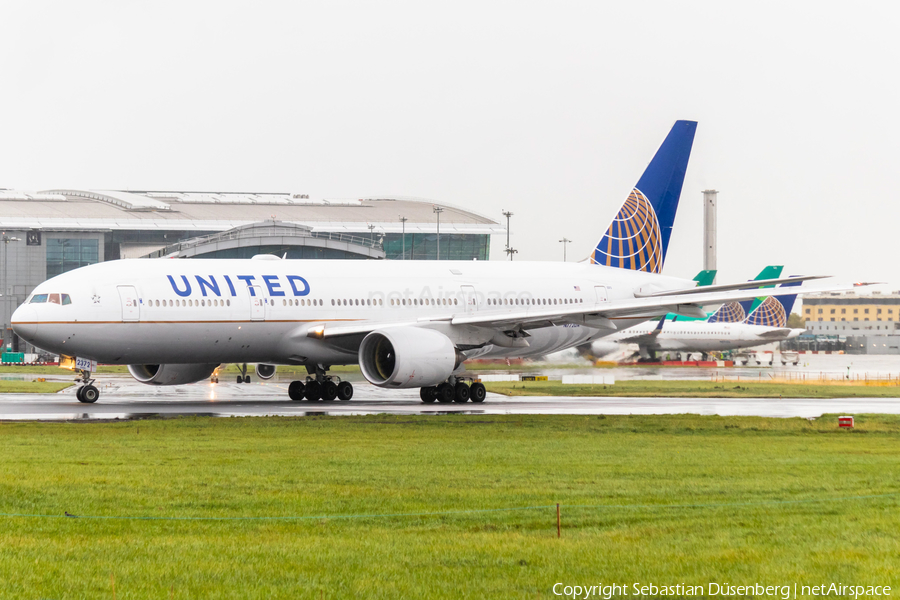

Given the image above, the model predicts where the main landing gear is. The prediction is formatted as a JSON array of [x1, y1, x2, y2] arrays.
[[235, 363, 251, 384], [74, 369, 100, 404], [288, 364, 353, 402], [419, 377, 486, 404]]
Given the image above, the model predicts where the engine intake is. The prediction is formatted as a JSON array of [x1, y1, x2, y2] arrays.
[[128, 363, 220, 386], [359, 328, 465, 388], [255, 364, 277, 380]]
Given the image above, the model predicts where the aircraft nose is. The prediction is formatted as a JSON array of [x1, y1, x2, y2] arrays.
[[11, 305, 38, 342]]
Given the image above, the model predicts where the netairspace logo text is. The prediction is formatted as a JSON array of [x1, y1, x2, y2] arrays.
[[551, 582, 892, 599]]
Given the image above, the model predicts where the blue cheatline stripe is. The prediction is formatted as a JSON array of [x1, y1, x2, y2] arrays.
[[0, 491, 895, 522]]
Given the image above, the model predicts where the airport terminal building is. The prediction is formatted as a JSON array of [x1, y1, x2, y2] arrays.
[[0, 189, 503, 353], [800, 291, 900, 354]]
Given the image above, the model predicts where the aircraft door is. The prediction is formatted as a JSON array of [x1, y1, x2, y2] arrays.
[[249, 286, 265, 321], [460, 285, 477, 315], [594, 286, 609, 304], [118, 286, 140, 322]]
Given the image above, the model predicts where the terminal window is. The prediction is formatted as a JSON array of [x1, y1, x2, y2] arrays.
[[47, 238, 99, 278]]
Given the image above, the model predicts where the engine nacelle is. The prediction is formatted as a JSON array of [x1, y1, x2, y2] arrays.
[[589, 340, 620, 358], [359, 327, 465, 388], [255, 364, 277, 380], [128, 363, 220, 386]]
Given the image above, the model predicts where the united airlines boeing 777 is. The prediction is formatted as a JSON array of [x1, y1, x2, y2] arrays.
[[9, 121, 838, 404]]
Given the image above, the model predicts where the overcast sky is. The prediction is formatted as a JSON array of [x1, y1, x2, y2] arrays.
[[1, 1, 897, 291]]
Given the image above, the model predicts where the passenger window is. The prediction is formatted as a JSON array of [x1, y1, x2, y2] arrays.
[[62, 294, 72, 305], [31, 294, 48, 303]]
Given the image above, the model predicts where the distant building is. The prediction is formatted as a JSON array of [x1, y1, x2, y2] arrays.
[[801, 292, 900, 354], [0, 189, 504, 352], [802, 291, 900, 324]]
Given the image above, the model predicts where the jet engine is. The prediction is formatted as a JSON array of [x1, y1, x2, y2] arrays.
[[128, 363, 221, 386], [589, 340, 620, 358], [359, 327, 465, 388], [255, 364, 277, 380]]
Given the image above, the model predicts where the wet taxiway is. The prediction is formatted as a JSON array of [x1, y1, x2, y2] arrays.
[[1, 375, 897, 420]]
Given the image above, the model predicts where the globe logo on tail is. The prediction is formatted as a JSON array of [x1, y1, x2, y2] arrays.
[[592, 189, 663, 273], [746, 296, 787, 327], [707, 302, 746, 324]]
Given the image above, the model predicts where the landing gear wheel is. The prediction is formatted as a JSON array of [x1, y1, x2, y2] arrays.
[[454, 383, 470, 403], [288, 381, 305, 401], [420, 386, 436, 403], [470, 382, 486, 403], [243, 375, 251, 384], [337, 381, 354, 401], [322, 381, 338, 401], [79, 385, 99, 404], [75, 386, 84, 402], [305, 380, 321, 401], [236, 376, 243, 384], [437, 383, 454, 403]]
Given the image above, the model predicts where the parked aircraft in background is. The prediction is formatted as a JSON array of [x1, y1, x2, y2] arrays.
[[589, 280, 805, 360], [12, 120, 840, 404], [706, 265, 784, 324]]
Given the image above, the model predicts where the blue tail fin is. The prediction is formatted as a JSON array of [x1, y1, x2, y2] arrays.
[[706, 302, 747, 324], [591, 120, 697, 273], [743, 278, 803, 327], [707, 266, 783, 324]]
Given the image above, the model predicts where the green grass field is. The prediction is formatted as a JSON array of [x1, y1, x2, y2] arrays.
[[0, 380, 73, 393], [1, 414, 898, 598], [485, 379, 900, 398]]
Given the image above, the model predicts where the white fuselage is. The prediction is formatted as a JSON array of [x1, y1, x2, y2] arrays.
[[595, 320, 803, 355], [12, 258, 693, 366]]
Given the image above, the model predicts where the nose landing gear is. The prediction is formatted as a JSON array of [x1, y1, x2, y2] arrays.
[[288, 364, 353, 402], [74, 369, 100, 403]]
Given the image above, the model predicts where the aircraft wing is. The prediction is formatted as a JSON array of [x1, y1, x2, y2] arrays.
[[756, 328, 796, 339], [613, 317, 666, 344], [315, 280, 868, 340], [447, 281, 860, 331]]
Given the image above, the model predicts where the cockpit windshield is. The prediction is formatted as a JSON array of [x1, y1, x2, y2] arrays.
[[30, 293, 71, 305]]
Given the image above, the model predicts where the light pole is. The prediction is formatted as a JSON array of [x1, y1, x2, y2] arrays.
[[559, 237, 571, 262], [502, 210, 516, 260], [399, 216, 407, 260], [433, 206, 443, 260]]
